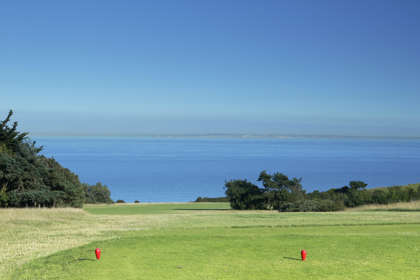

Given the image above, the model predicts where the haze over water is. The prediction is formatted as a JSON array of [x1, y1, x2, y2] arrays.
[[37, 137, 420, 202]]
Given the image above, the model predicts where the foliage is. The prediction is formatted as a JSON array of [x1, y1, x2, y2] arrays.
[[225, 169, 420, 212], [257, 171, 305, 210], [116, 199, 126, 203], [84, 182, 113, 204], [224, 179, 265, 209], [0, 110, 110, 208], [0, 184, 8, 207], [194, 196, 229, 202], [278, 199, 345, 212], [224, 171, 307, 211]]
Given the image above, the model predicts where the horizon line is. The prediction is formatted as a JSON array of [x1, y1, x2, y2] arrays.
[[30, 133, 420, 140]]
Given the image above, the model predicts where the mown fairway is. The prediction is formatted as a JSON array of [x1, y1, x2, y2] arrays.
[[4, 202, 420, 279]]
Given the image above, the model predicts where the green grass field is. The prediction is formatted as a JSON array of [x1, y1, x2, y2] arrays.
[[84, 202, 231, 215], [4, 202, 420, 279]]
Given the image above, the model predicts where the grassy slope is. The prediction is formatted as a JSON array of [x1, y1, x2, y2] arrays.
[[4, 202, 420, 279], [349, 200, 420, 211]]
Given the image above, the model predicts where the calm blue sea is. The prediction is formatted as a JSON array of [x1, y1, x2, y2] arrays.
[[35, 137, 420, 202]]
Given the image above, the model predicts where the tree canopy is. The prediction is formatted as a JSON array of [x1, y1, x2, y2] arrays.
[[225, 170, 420, 212], [0, 110, 112, 207]]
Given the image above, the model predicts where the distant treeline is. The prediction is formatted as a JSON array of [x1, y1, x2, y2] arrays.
[[222, 171, 420, 211], [0, 110, 113, 208]]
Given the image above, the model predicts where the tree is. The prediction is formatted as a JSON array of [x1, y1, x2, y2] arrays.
[[0, 183, 8, 207], [349, 181, 367, 190], [371, 189, 387, 204], [335, 181, 368, 207], [0, 110, 102, 208], [84, 182, 113, 204], [0, 110, 32, 155], [225, 179, 265, 210], [257, 171, 305, 210]]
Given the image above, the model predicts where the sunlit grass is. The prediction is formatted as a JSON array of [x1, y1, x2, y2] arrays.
[[12, 224, 420, 280], [84, 202, 231, 215], [3, 202, 420, 279]]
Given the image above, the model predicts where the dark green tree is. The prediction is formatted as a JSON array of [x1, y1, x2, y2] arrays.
[[371, 189, 387, 204], [349, 181, 368, 190], [225, 179, 265, 210], [257, 171, 305, 210], [0, 110, 99, 208]]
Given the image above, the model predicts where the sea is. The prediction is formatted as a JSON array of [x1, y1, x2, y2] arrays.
[[34, 137, 420, 202]]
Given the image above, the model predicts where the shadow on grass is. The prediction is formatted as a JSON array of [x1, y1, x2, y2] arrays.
[[65, 257, 97, 265], [283, 257, 301, 261], [366, 209, 420, 212], [77, 258, 96, 262]]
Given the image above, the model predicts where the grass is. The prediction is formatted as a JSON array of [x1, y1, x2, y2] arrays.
[[4, 202, 420, 279], [11, 225, 420, 279], [84, 202, 231, 215], [349, 200, 420, 211]]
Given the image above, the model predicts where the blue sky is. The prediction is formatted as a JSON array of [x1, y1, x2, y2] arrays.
[[1, 0, 420, 136]]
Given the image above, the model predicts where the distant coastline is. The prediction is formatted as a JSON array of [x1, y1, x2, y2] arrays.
[[31, 133, 420, 140], [32, 135, 420, 202]]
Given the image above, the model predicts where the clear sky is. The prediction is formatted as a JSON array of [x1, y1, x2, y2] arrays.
[[1, 0, 420, 136]]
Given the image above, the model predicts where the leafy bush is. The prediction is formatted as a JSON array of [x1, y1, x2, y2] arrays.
[[84, 182, 113, 204], [318, 199, 345, 211], [277, 199, 344, 212], [195, 196, 229, 202], [371, 190, 387, 204], [416, 185, 420, 200]]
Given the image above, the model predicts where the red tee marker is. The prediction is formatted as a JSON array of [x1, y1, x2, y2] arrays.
[[301, 250, 307, 261], [95, 248, 101, 260]]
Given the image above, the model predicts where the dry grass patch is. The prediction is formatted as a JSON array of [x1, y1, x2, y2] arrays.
[[348, 201, 420, 211], [0, 208, 176, 277]]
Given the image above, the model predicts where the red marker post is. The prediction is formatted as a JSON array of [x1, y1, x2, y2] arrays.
[[95, 248, 101, 260], [301, 250, 307, 261]]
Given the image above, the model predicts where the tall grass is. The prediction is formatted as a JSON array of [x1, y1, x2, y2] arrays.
[[348, 200, 420, 211]]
